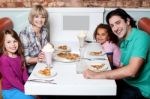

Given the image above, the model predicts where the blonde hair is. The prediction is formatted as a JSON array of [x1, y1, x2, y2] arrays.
[[28, 5, 48, 25]]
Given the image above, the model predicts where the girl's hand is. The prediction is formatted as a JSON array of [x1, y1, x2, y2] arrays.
[[83, 69, 101, 79], [38, 52, 45, 62]]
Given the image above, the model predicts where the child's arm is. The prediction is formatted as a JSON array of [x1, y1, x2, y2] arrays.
[[22, 66, 29, 83], [107, 54, 113, 66], [102, 41, 113, 66], [1, 61, 25, 92]]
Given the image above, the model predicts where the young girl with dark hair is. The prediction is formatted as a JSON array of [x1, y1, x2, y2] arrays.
[[93, 23, 121, 68], [0, 29, 35, 99]]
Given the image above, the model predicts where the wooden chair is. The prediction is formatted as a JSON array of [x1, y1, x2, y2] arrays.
[[138, 17, 150, 35], [0, 17, 13, 99]]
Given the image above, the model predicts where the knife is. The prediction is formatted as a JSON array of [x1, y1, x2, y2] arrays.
[[81, 58, 107, 60]]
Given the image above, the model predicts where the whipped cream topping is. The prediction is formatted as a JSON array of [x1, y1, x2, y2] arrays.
[[42, 43, 54, 52], [77, 31, 86, 38]]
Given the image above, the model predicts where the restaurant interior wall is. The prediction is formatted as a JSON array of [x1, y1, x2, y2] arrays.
[[0, 8, 150, 42], [0, 0, 150, 8]]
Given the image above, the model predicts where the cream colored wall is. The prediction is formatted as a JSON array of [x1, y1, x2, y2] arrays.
[[0, 8, 150, 35]]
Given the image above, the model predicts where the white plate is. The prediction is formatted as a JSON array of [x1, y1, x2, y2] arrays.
[[53, 52, 80, 63], [88, 62, 108, 72], [33, 68, 57, 79], [85, 51, 106, 59], [55, 44, 71, 52], [83, 42, 106, 58]]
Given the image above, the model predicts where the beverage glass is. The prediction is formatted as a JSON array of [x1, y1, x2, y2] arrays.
[[76, 59, 87, 74], [77, 36, 86, 48], [44, 52, 53, 68], [77, 34, 86, 58], [77, 31, 86, 48]]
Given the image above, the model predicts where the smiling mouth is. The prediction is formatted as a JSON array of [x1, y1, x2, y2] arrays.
[[116, 32, 120, 35], [115, 30, 121, 35], [10, 48, 17, 50]]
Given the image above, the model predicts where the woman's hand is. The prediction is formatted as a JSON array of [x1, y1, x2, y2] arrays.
[[38, 52, 45, 62]]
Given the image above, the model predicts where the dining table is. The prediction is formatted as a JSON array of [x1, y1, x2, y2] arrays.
[[24, 42, 117, 96]]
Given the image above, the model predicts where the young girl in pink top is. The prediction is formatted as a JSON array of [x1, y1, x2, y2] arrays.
[[93, 23, 121, 68], [0, 29, 35, 99]]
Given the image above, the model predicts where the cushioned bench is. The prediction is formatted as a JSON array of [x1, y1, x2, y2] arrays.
[[138, 17, 150, 35], [0, 17, 13, 32]]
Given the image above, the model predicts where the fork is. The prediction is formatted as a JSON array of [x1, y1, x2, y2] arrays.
[[28, 79, 56, 84]]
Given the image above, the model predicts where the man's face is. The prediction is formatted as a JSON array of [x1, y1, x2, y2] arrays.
[[109, 15, 130, 39]]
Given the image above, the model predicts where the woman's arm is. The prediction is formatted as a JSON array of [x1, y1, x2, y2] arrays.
[[25, 56, 38, 65], [26, 52, 45, 65]]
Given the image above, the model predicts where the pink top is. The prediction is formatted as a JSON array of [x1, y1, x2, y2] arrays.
[[0, 54, 28, 92], [102, 41, 121, 67]]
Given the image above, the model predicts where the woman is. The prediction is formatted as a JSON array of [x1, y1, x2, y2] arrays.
[[83, 8, 150, 99], [19, 4, 49, 74]]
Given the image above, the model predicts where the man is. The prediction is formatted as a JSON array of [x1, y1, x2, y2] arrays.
[[83, 8, 150, 99]]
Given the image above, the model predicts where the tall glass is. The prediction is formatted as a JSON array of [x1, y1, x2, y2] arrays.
[[42, 43, 54, 69], [44, 52, 53, 69], [77, 37, 85, 48], [77, 32, 86, 56], [76, 32, 87, 74], [76, 59, 87, 74]]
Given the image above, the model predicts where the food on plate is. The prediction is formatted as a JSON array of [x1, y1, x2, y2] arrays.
[[88, 63, 107, 72], [57, 52, 80, 60], [38, 67, 51, 76], [91, 64, 105, 69], [89, 51, 102, 56], [56, 44, 71, 52], [58, 45, 68, 50]]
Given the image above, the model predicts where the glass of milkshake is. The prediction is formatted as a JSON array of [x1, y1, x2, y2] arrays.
[[42, 43, 55, 68], [76, 32, 87, 74], [77, 31, 86, 48], [77, 31, 87, 58]]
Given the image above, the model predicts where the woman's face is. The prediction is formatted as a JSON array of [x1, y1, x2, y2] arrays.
[[96, 28, 109, 44], [4, 34, 18, 56], [33, 15, 46, 28], [109, 15, 129, 39]]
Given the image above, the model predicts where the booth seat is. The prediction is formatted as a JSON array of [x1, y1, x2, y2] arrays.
[[0, 17, 13, 32], [138, 17, 150, 35]]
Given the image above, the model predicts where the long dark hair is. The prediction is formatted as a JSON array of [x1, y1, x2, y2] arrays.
[[93, 23, 119, 44], [0, 29, 25, 68], [106, 8, 137, 28]]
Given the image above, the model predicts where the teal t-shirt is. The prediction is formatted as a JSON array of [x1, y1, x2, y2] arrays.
[[120, 28, 150, 98]]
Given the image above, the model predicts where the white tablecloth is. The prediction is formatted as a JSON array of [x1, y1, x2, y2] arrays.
[[24, 42, 117, 96]]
